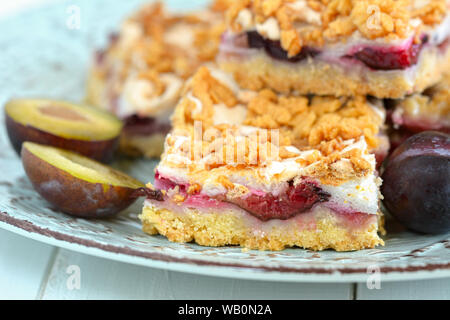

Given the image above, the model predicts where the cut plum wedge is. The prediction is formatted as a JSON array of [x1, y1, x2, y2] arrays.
[[21, 142, 152, 218], [5, 99, 123, 162], [229, 182, 330, 221], [247, 31, 320, 63], [351, 37, 428, 70]]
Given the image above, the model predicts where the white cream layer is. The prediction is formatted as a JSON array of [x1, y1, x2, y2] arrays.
[[157, 135, 380, 215]]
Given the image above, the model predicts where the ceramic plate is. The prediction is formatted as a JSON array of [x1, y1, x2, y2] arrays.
[[0, 0, 449, 283]]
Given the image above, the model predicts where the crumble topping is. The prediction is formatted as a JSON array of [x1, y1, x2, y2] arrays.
[[96, 1, 226, 117], [244, 90, 383, 151], [131, 2, 226, 75], [175, 67, 383, 151], [227, 0, 449, 56], [165, 67, 380, 186]]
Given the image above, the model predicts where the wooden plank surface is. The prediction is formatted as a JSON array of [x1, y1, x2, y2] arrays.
[[0, 229, 56, 299], [41, 249, 353, 300]]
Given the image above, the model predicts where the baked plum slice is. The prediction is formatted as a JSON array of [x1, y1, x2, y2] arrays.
[[352, 37, 426, 70], [21, 142, 149, 218], [381, 131, 450, 234], [230, 181, 330, 221], [5, 99, 123, 162], [247, 31, 320, 63]]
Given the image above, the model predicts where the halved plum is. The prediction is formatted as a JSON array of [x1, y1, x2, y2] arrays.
[[21, 142, 149, 218], [5, 99, 123, 162]]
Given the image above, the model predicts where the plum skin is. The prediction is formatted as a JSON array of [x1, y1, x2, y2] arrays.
[[381, 132, 450, 234], [6, 113, 119, 163], [21, 145, 138, 218]]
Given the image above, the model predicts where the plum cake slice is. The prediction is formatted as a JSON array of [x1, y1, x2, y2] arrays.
[[140, 67, 386, 251], [219, 0, 450, 99], [86, 1, 227, 157]]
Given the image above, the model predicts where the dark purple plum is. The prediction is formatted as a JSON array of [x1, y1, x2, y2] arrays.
[[246, 31, 319, 63], [352, 36, 427, 70], [229, 180, 330, 221], [381, 131, 450, 234], [247, 31, 266, 49]]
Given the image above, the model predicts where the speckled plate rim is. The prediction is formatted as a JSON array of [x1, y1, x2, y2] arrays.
[[0, 0, 449, 284], [2, 211, 450, 283]]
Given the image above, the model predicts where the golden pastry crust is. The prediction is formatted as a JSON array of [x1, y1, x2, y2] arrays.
[[227, 0, 448, 56], [141, 203, 384, 251], [219, 44, 450, 98]]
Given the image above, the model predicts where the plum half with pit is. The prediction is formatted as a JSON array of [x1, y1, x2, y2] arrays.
[[381, 131, 450, 234], [5, 99, 123, 162], [21, 142, 152, 218]]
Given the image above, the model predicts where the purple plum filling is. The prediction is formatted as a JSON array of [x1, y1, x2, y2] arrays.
[[123, 115, 171, 136], [351, 36, 428, 70], [247, 31, 320, 63], [153, 172, 331, 221], [245, 31, 432, 70]]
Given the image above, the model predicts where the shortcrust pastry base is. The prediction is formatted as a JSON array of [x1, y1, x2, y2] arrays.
[[219, 46, 450, 99], [141, 203, 384, 251]]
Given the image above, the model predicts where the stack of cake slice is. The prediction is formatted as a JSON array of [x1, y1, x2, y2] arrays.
[[93, 0, 448, 251], [139, 0, 450, 251], [141, 66, 387, 251], [140, 0, 450, 251]]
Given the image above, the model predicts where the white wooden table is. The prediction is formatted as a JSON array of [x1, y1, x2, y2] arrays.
[[1, 228, 450, 300], [1, 0, 449, 301]]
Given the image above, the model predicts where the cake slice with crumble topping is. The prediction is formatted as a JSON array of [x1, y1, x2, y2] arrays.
[[219, 0, 450, 99], [86, 1, 228, 158], [140, 66, 386, 251]]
